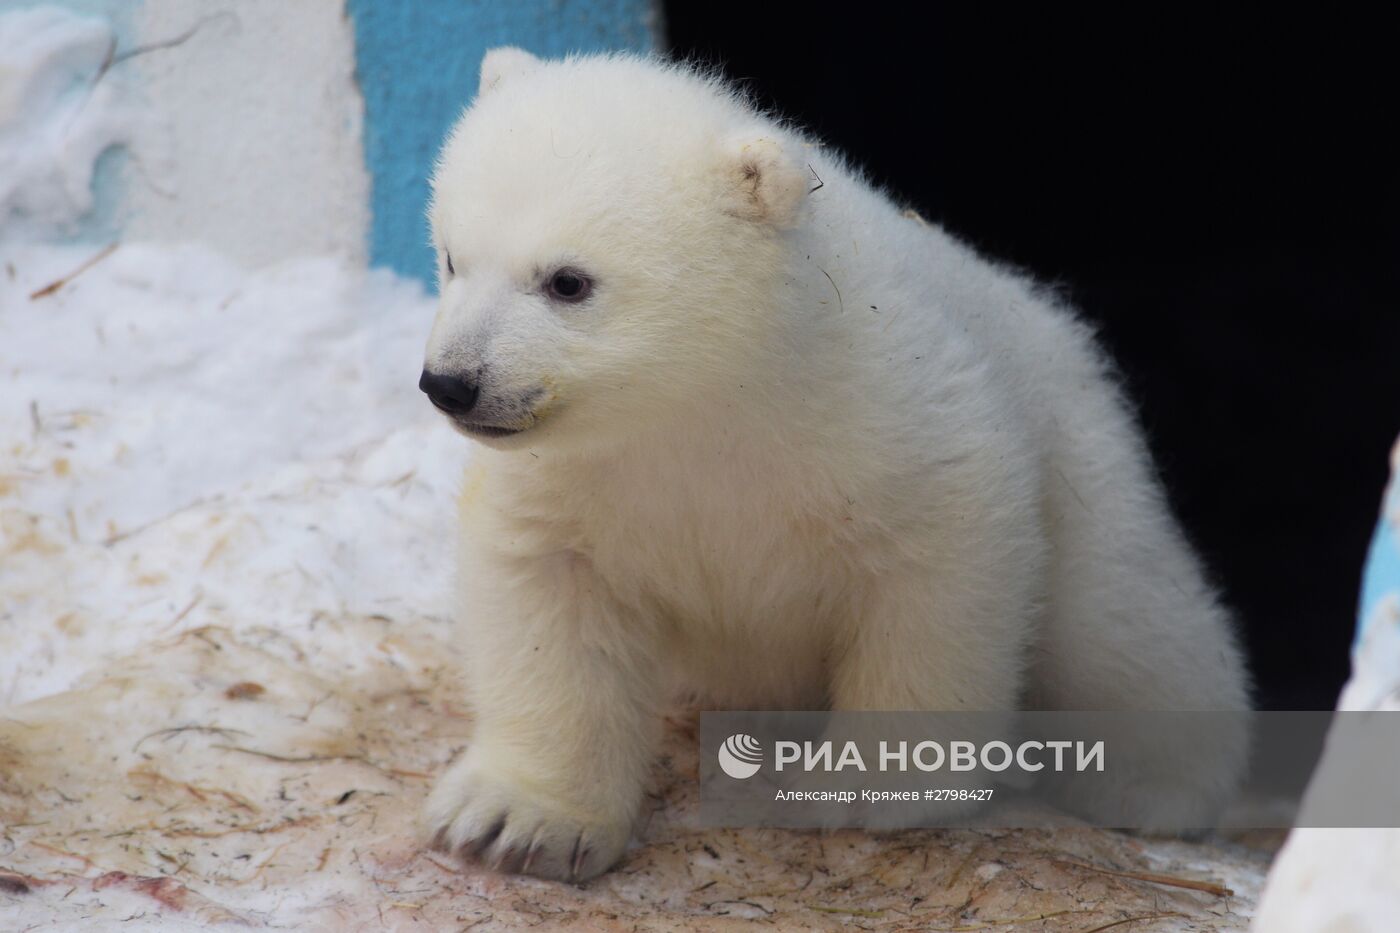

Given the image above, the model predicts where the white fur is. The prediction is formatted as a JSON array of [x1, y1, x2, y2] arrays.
[[420, 48, 1250, 880]]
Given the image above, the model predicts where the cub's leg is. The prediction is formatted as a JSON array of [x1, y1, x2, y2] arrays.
[[826, 554, 1040, 826], [425, 540, 659, 881], [1030, 429, 1251, 829]]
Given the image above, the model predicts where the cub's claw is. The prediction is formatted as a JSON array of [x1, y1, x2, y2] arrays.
[[423, 750, 632, 882]]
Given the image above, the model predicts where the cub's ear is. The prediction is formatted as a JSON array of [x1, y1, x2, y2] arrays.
[[721, 136, 808, 228], [478, 46, 541, 94]]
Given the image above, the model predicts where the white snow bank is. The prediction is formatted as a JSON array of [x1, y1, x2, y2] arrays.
[[0, 240, 465, 706]]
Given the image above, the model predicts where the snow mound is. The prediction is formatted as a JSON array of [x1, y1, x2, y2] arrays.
[[0, 7, 135, 235]]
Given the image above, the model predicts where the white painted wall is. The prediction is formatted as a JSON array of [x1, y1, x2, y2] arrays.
[[121, 0, 369, 266]]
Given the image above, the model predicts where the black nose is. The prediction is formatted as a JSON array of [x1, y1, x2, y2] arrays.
[[419, 369, 479, 415]]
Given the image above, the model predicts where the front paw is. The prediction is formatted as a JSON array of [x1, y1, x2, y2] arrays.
[[423, 748, 634, 882]]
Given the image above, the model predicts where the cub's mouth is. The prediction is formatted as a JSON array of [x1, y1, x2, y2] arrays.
[[441, 414, 524, 439], [425, 397, 532, 438]]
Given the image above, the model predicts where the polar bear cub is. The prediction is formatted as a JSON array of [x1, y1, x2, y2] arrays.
[[418, 48, 1250, 880]]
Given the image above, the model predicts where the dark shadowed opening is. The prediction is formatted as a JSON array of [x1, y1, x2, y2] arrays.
[[663, 3, 1400, 709]]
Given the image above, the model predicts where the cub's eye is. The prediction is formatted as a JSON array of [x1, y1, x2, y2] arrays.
[[546, 268, 592, 303], [445, 254, 455, 276]]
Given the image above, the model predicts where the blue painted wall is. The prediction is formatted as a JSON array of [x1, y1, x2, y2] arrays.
[[347, 0, 658, 285], [1357, 461, 1399, 645]]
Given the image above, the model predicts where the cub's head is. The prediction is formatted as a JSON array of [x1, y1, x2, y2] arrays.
[[421, 48, 809, 449]]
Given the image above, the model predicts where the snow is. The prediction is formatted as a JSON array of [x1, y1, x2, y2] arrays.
[[0, 240, 463, 707], [0, 7, 135, 237], [0, 239, 494, 928]]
